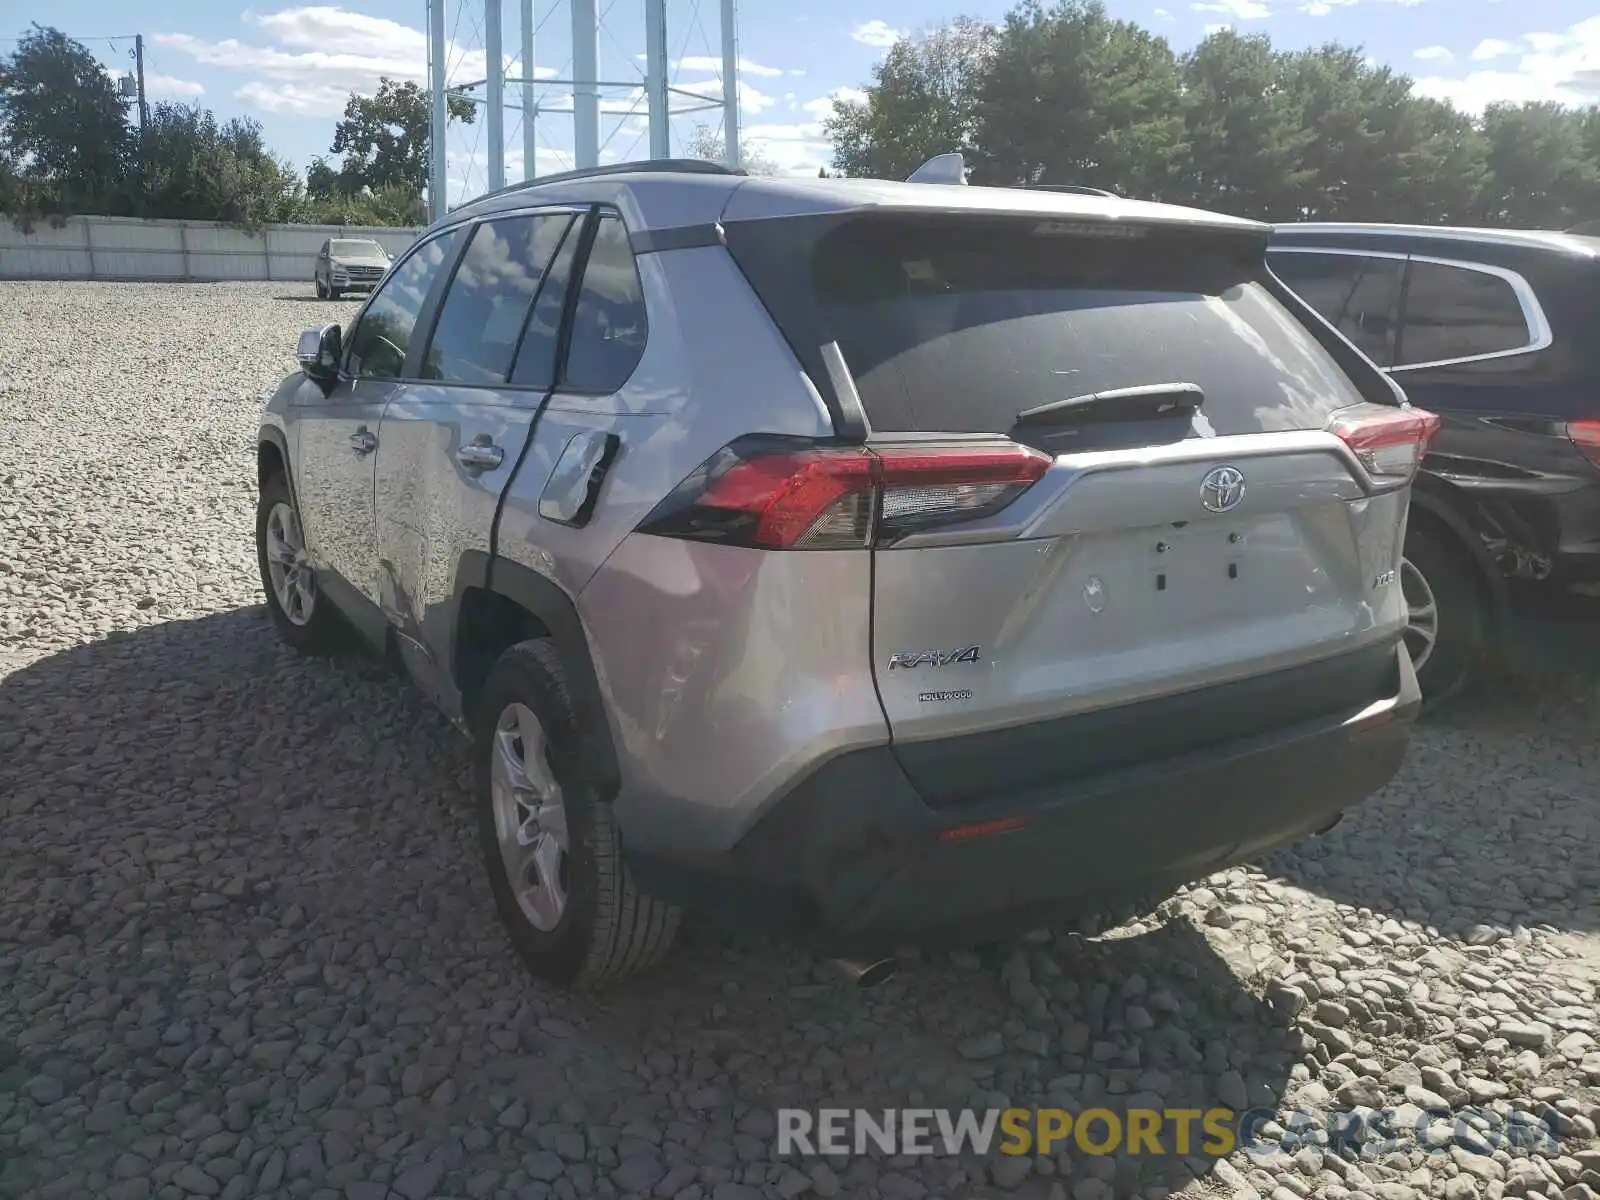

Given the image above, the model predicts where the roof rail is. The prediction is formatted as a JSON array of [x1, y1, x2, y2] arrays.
[[1026, 183, 1117, 198], [457, 158, 746, 209]]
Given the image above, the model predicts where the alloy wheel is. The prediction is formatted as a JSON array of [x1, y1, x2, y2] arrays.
[[1400, 556, 1439, 674], [263, 501, 316, 626], [490, 702, 570, 932]]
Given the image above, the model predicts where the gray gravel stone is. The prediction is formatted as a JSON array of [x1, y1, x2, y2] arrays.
[[0, 280, 1597, 1200]]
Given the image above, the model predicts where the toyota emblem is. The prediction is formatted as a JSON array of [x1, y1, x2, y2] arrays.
[[1200, 465, 1246, 513]]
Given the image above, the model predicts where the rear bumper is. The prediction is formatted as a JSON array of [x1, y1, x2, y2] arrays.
[[628, 643, 1420, 953]]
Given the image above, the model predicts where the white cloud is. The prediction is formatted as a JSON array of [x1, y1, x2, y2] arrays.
[[1199, 0, 1427, 15], [850, 20, 903, 48], [674, 55, 787, 78], [1192, 0, 1271, 21], [145, 73, 206, 96], [799, 87, 868, 120], [1413, 15, 1600, 114], [158, 7, 491, 118], [1471, 38, 1518, 61], [98, 63, 205, 98], [743, 120, 833, 175], [1413, 45, 1454, 62], [671, 76, 777, 116], [1153, 6, 1176, 19]]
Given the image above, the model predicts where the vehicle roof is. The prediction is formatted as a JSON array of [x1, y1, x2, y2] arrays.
[[1271, 221, 1600, 260], [444, 169, 1268, 239]]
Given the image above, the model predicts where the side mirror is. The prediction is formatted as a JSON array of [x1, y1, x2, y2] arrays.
[[297, 324, 342, 384]]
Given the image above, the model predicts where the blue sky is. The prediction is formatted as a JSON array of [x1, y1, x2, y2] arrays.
[[10, 0, 1600, 203]]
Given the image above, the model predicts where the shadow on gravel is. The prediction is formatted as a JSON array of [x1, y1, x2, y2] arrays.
[[0, 607, 1300, 1198], [1266, 644, 1600, 941]]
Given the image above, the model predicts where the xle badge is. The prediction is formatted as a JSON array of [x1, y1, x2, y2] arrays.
[[1083, 575, 1107, 613]]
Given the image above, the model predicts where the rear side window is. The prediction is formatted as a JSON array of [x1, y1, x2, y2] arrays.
[[729, 214, 1365, 437], [345, 230, 460, 380], [421, 212, 576, 385], [561, 214, 648, 394], [1270, 251, 1401, 365], [1398, 260, 1534, 367]]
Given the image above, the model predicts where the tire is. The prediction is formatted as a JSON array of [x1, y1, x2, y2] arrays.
[[474, 640, 681, 987], [1402, 522, 1489, 705], [328, 285, 342, 300], [256, 471, 348, 654], [314, 276, 327, 299]]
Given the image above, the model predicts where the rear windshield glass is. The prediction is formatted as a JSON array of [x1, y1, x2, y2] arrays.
[[730, 215, 1364, 437]]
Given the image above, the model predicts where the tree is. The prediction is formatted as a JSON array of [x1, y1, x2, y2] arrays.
[[0, 24, 130, 213], [826, 16, 994, 180], [1478, 103, 1597, 228], [328, 77, 476, 200], [684, 123, 778, 175], [972, 1, 1185, 197], [141, 103, 302, 227], [1176, 30, 1315, 219]]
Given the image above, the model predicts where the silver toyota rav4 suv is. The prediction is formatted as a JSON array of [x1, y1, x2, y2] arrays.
[[257, 158, 1430, 986]]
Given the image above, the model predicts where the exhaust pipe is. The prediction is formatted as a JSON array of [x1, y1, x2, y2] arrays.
[[830, 957, 899, 989]]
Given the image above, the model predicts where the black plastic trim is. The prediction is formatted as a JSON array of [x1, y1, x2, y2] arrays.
[[256, 424, 298, 512], [895, 642, 1398, 810], [478, 555, 622, 803], [630, 223, 725, 254]]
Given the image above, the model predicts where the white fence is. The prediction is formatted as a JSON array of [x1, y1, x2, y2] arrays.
[[0, 215, 424, 283]]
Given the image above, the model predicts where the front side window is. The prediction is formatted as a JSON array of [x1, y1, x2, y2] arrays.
[[344, 230, 460, 380], [1271, 251, 1401, 365], [421, 212, 577, 385], [561, 214, 649, 394], [1397, 260, 1534, 367]]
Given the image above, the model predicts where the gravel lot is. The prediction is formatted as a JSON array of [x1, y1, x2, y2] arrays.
[[1, 280, 1598, 1200]]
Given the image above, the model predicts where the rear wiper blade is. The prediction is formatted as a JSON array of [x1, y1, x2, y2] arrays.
[[1015, 382, 1205, 428]]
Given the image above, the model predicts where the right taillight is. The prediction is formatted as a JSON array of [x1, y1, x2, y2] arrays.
[[638, 436, 1052, 550], [1570, 419, 1600, 468], [1326, 403, 1443, 484]]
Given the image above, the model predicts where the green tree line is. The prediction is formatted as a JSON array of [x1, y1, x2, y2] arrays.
[[828, 0, 1600, 228], [0, 25, 473, 228]]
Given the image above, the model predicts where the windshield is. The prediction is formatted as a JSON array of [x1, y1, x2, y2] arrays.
[[332, 240, 386, 258]]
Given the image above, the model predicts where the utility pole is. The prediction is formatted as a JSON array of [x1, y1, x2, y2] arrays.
[[428, 0, 448, 221], [134, 34, 149, 208], [645, 0, 669, 160], [485, 0, 504, 190], [719, 0, 740, 169], [571, 0, 599, 170], [521, 0, 536, 180]]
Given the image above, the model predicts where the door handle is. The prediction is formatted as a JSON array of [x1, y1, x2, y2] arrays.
[[349, 428, 377, 455], [457, 437, 505, 471]]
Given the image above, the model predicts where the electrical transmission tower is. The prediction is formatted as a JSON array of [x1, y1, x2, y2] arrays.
[[426, 0, 741, 219]]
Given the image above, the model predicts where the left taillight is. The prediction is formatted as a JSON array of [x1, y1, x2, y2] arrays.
[[1325, 403, 1442, 485], [638, 437, 1052, 550], [1570, 419, 1600, 468]]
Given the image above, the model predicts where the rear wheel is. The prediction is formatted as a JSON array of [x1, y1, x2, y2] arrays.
[[1402, 523, 1488, 704], [475, 640, 681, 987]]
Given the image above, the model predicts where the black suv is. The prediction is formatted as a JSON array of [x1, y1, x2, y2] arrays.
[[1269, 223, 1600, 699]]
